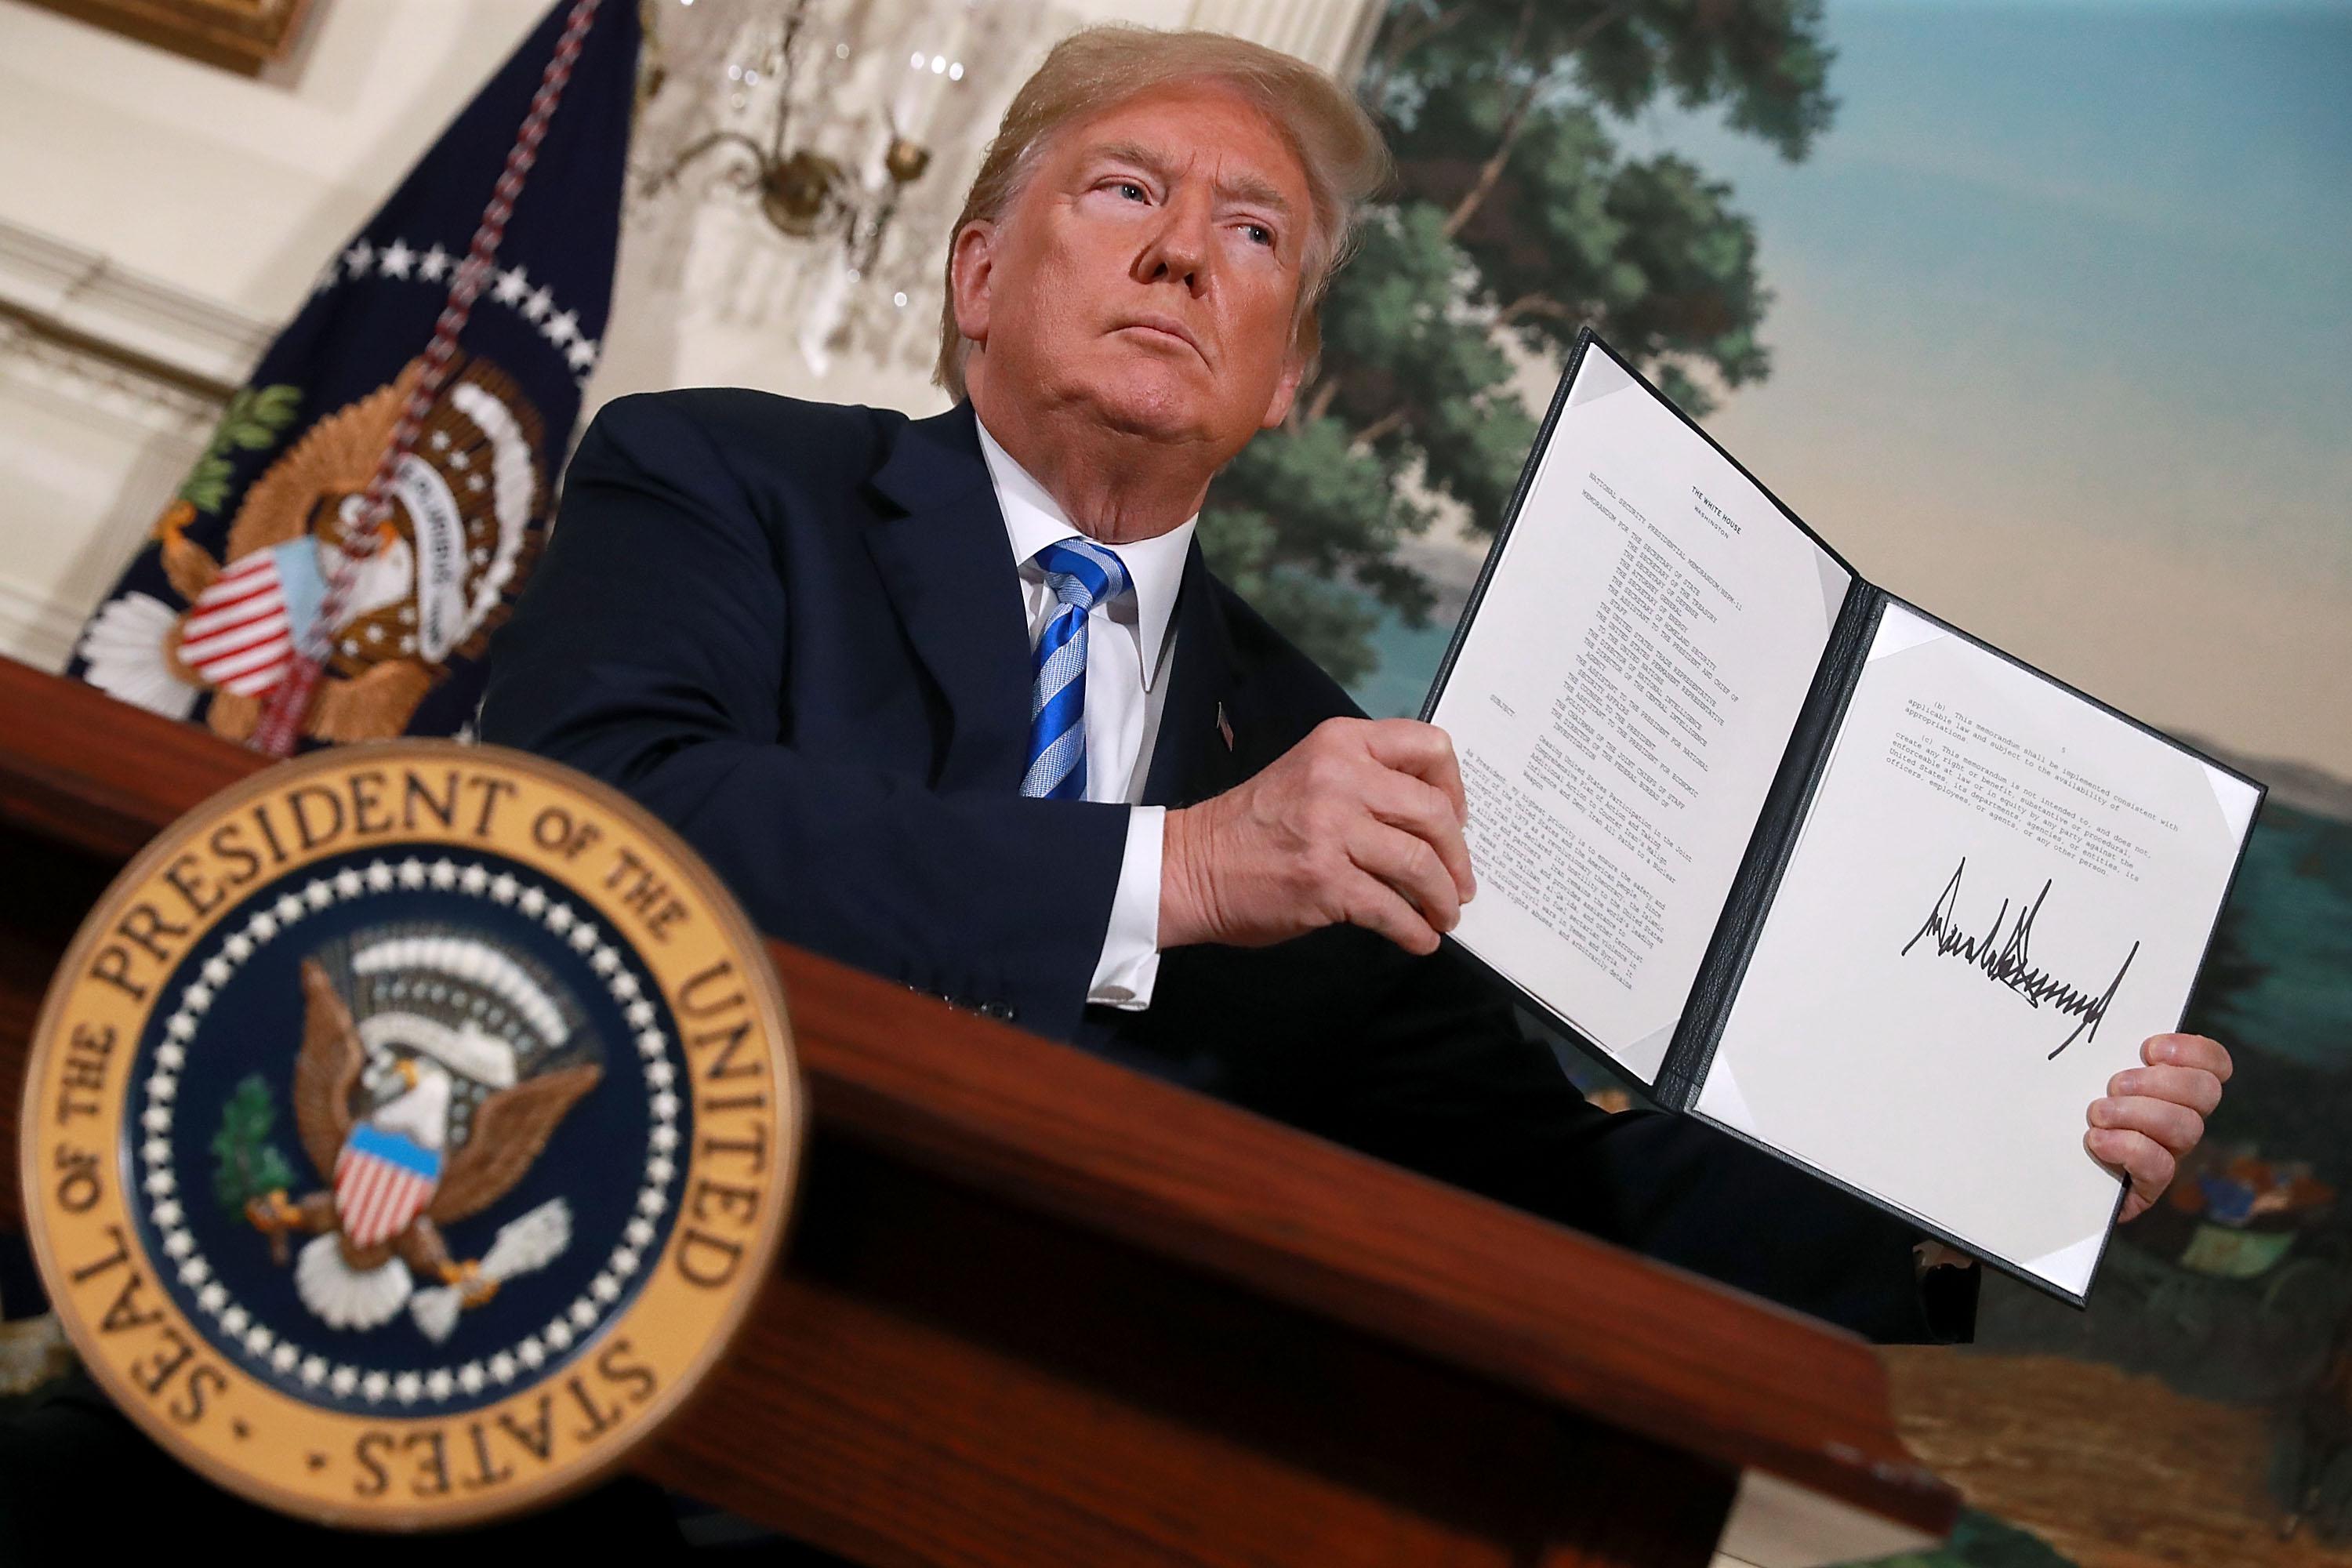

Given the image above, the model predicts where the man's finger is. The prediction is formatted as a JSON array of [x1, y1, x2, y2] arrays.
[[2090, 1094, 2204, 1156], [2106, 1063, 2223, 1116], [2146, 1032, 2232, 1083], [1363, 770, 1475, 900], [1348, 821, 1462, 932], [2088, 1127, 2176, 1212], [1341, 869, 1442, 956], [1361, 720, 1468, 823]]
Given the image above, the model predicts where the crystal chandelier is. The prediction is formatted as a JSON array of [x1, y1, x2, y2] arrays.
[[645, 0, 967, 280]]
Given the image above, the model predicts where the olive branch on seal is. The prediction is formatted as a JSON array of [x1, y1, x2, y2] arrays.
[[211, 1073, 297, 1263]]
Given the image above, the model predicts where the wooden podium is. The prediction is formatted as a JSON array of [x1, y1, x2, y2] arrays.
[[0, 656, 1955, 1566]]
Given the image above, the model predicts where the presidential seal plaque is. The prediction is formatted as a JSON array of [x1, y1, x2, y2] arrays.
[[20, 743, 801, 1529]]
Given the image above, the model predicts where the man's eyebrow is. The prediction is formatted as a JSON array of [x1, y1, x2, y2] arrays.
[[1084, 140, 1178, 184], [1218, 170, 1294, 218], [1083, 140, 1295, 219]]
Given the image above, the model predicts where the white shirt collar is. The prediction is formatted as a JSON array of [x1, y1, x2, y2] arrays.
[[974, 411, 1194, 692]]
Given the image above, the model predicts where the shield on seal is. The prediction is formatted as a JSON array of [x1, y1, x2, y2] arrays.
[[332, 1123, 445, 1250], [176, 546, 302, 698]]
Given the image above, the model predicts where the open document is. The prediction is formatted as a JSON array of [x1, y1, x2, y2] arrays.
[[1425, 333, 2263, 1303]]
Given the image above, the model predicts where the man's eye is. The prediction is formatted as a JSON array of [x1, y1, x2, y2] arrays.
[[1116, 181, 1147, 201], [1244, 223, 1274, 247]]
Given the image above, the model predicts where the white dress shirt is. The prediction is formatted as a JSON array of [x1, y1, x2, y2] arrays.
[[975, 414, 1192, 1011]]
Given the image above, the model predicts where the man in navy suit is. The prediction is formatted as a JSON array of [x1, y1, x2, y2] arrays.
[[482, 27, 2233, 1341]]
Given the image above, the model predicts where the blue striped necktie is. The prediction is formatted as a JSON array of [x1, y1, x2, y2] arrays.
[[1021, 538, 1132, 800]]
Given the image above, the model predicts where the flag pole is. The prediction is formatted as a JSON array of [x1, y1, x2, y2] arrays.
[[252, 0, 605, 757]]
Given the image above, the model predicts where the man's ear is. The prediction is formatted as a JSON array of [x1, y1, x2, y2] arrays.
[[949, 220, 995, 349], [1258, 344, 1308, 431]]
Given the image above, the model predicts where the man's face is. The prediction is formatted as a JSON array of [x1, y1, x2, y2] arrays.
[[952, 79, 1313, 457]]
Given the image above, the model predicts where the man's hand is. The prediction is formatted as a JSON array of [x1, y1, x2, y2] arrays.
[[1160, 717, 1476, 955], [2091, 1031, 2233, 1221]]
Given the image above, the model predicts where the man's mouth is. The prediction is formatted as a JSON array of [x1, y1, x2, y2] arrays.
[[1116, 318, 1204, 361]]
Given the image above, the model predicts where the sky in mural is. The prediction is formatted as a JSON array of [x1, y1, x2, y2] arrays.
[[1609, 0, 2352, 779]]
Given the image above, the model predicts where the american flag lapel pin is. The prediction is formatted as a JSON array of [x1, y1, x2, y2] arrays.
[[1215, 702, 1234, 752]]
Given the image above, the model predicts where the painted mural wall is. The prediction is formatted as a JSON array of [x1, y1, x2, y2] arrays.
[[1267, 5, 2347, 1565]]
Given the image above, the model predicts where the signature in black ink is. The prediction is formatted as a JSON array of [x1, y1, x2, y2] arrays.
[[1900, 858, 2139, 1059]]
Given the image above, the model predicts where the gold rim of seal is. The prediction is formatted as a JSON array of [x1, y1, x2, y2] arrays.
[[20, 741, 804, 1531]]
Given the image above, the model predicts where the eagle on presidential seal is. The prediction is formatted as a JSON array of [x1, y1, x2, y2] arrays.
[[78, 351, 546, 744], [242, 926, 601, 1341]]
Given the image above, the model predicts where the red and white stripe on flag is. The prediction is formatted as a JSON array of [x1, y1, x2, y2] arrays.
[[176, 551, 296, 698], [333, 1138, 441, 1250]]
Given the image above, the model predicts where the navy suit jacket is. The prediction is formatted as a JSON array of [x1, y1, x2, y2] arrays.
[[481, 392, 1976, 1343]]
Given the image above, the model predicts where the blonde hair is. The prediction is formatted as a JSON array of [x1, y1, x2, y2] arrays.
[[934, 25, 1389, 399]]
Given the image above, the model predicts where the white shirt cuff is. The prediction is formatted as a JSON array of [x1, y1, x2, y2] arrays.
[[1087, 805, 1164, 1011]]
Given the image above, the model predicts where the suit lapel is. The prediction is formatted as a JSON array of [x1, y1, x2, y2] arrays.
[[865, 403, 1034, 793], [1143, 540, 1247, 808]]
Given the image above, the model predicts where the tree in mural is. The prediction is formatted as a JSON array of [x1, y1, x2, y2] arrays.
[[1200, 0, 1835, 684]]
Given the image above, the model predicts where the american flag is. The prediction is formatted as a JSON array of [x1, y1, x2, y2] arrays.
[[64, 0, 638, 743], [333, 1122, 444, 1249]]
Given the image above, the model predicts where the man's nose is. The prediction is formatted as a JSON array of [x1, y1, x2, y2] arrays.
[[1135, 191, 1212, 290]]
